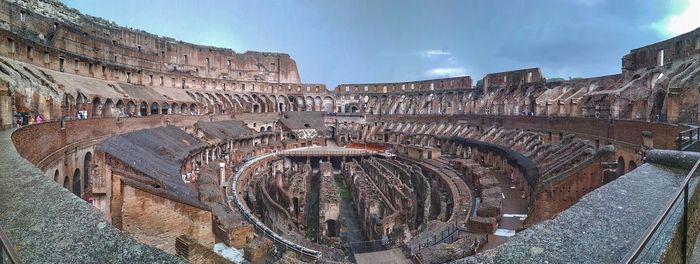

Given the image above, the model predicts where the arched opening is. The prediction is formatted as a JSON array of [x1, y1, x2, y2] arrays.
[[181, 103, 188, 115], [629, 160, 638, 171], [322, 97, 334, 113], [260, 127, 265, 132], [190, 104, 198, 115], [63, 175, 70, 190], [253, 104, 260, 113], [351, 106, 358, 113], [150, 102, 159, 115], [651, 91, 666, 121], [325, 126, 335, 138], [53, 169, 60, 182], [72, 169, 81, 197], [171, 103, 180, 114], [139, 102, 148, 116], [616, 156, 626, 177], [91, 97, 102, 118], [84, 152, 92, 194], [126, 101, 135, 116], [102, 98, 113, 117], [161, 103, 169, 114], [115, 100, 124, 117], [325, 219, 338, 237]]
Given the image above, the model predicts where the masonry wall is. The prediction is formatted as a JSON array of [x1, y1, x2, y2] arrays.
[[121, 185, 214, 255]]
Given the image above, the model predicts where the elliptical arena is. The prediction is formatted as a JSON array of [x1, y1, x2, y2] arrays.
[[2, 1, 700, 263]]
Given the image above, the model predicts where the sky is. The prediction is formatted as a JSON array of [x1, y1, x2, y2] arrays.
[[61, 0, 700, 89]]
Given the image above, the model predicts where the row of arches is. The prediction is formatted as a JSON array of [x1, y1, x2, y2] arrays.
[[63, 93, 200, 118], [54, 152, 92, 199], [61, 92, 337, 119], [184, 91, 335, 114]]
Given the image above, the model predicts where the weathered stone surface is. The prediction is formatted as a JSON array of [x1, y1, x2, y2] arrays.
[[454, 162, 688, 264], [0, 129, 182, 263], [243, 236, 273, 263]]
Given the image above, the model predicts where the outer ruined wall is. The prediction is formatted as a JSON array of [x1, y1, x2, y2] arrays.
[[121, 185, 214, 255], [623, 29, 700, 72], [0, 0, 301, 83]]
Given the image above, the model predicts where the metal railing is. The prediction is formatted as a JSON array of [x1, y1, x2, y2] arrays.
[[621, 158, 700, 263], [678, 127, 700, 151], [0, 228, 21, 264], [228, 153, 322, 261]]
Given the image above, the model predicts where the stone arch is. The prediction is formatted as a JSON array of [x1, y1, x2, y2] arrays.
[[616, 156, 626, 177], [115, 100, 125, 117], [322, 96, 334, 113], [325, 126, 335, 138], [305, 96, 314, 111], [260, 94, 272, 112], [76, 92, 87, 116], [270, 96, 278, 112], [53, 169, 60, 182], [150, 102, 159, 115], [325, 219, 338, 237], [217, 93, 232, 113], [650, 90, 666, 121], [83, 152, 92, 193], [62, 93, 77, 118], [314, 96, 322, 111], [278, 95, 289, 112], [241, 94, 253, 112], [190, 103, 198, 115], [72, 168, 81, 197], [91, 97, 102, 118], [171, 103, 180, 114], [139, 102, 148, 116], [629, 160, 637, 171], [181, 103, 188, 115], [63, 174, 70, 190], [161, 102, 170, 114], [126, 101, 136, 116], [296, 96, 305, 111], [102, 98, 113, 117]]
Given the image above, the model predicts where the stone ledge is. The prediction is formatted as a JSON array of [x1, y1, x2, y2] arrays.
[[454, 159, 689, 264], [0, 129, 181, 263]]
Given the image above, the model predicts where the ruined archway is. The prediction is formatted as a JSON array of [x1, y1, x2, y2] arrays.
[[91, 97, 102, 118], [72, 168, 81, 197], [150, 102, 159, 115], [84, 152, 92, 194], [139, 102, 148, 116], [616, 156, 626, 177], [102, 98, 113, 117], [650, 90, 666, 121]]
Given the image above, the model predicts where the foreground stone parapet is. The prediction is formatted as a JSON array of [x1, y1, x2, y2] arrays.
[[0, 129, 181, 263], [454, 152, 692, 264]]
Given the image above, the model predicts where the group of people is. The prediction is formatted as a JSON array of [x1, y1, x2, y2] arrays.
[[15, 113, 44, 127]]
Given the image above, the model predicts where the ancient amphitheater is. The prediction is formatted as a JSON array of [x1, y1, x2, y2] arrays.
[[2, 0, 700, 263]]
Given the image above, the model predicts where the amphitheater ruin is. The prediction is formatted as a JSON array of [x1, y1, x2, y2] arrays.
[[2, 0, 700, 263]]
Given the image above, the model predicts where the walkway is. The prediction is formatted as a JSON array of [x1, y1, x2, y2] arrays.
[[455, 150, 692, 264], [0, 129, 180, 263], [279, 146, 376, 157], [480, 170, 529, 251]]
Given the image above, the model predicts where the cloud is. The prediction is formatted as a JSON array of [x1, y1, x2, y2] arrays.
[[425, 67, 468, 78], [661, 0, 700, 36], [421, 49, 452, 58]]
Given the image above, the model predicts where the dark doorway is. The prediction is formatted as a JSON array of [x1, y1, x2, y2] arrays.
[[72, 169, 81, 197]]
